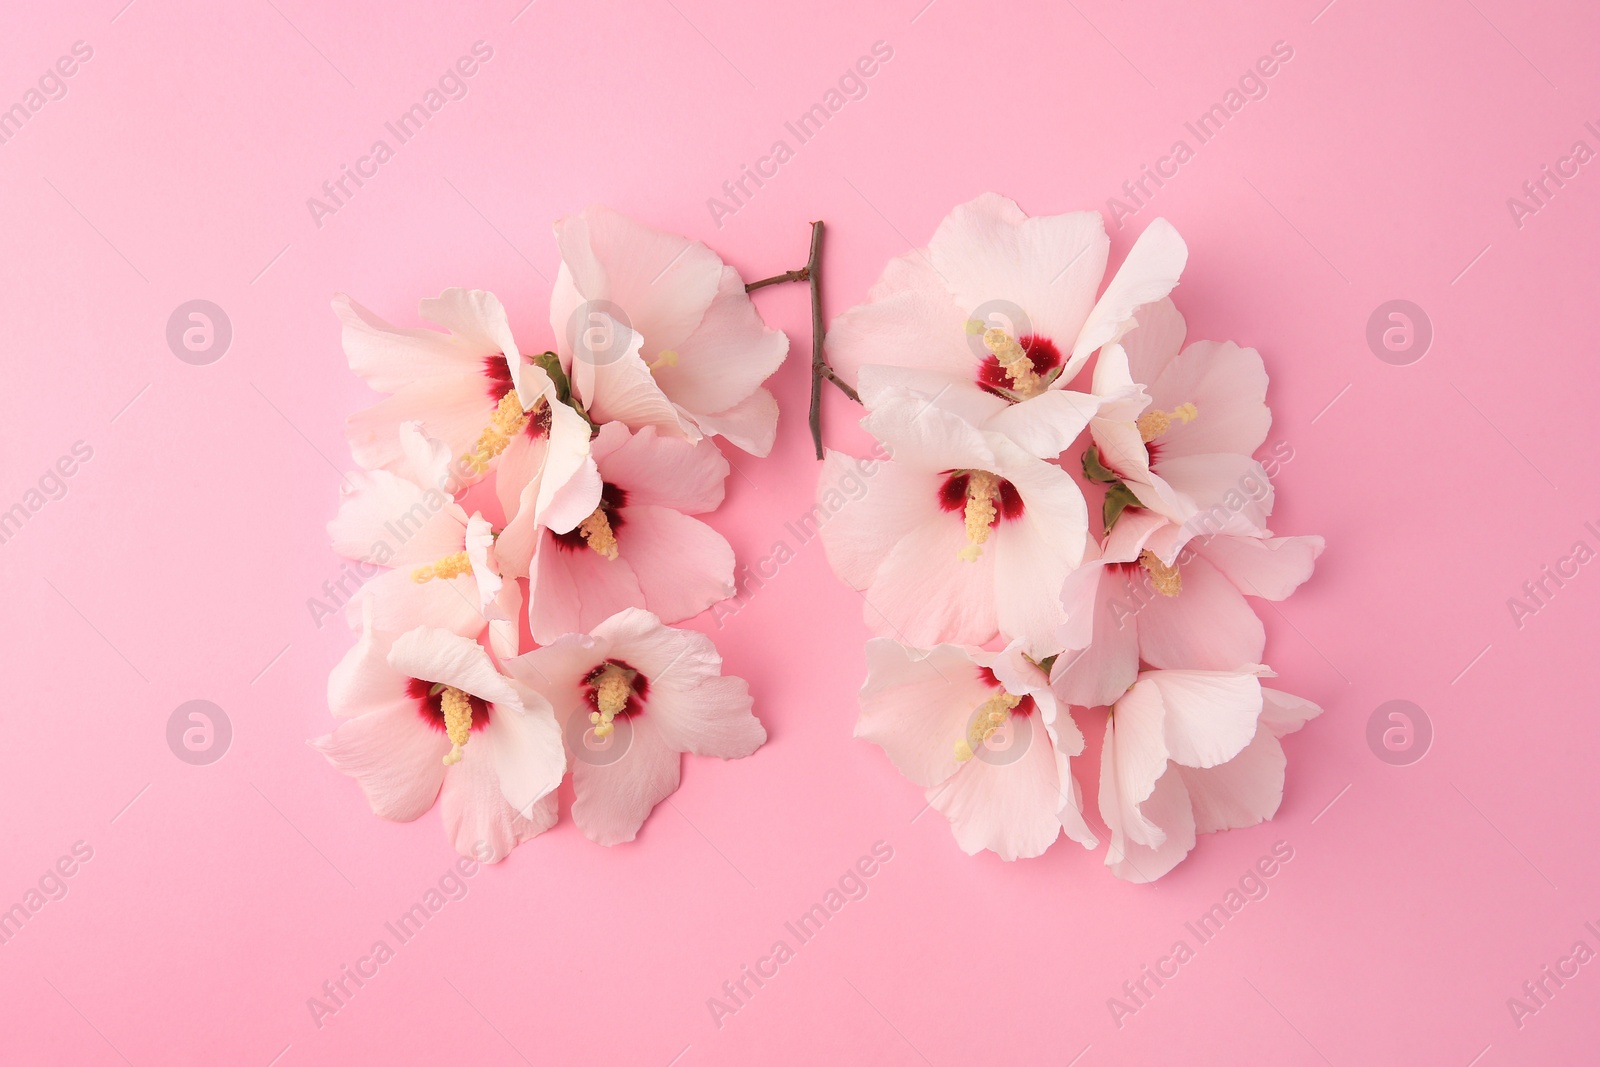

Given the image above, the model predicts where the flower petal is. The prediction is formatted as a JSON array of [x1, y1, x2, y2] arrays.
[[311, 702, 447, 822], [1071, 217, 1188, 368], [1149, 669, 1263, 769], [1136, 554, 1267, 671], [928, 714, 1066, 861], [439, 735, 558, 862], [1175, 729, 1286, 834], [571, 713, 681, 846], [615, 505, 735, 624], [855, 641, 993, 788], [599, 424, 728, 514]]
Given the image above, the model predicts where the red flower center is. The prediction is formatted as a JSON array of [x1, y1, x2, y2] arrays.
[[408, 677, 490, 733], [937, 471, 1025, 520], [976, 335, 1062, 399], [483, 355, 551, 438]]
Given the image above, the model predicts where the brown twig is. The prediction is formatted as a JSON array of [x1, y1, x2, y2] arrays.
[[745, 220, 857, 458]]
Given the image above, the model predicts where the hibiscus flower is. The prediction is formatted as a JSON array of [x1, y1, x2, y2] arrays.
[[1086, 298, 1274, 537], [1096, 667, 1320, 882], [824, 193, 1186, 458], [334, 287, 595, 530], [494, 422, 735, 645], [327, 423, 521, 657], [551, 206, 789, 456], [313, 621, 566, 862], [818, 393, 1087, 653], [505, 608, 764, 846], [1052, 508, 1324, 707], [855, 639, 1097, 860]]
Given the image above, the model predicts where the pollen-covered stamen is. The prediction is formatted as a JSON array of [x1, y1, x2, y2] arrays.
[[578, 507, 619, 560], [1139, 549, 1182, 597], [1137, 402, 1198, 443], [958, 470, 1001, 562], [954, 690, 1022, 762], [982, 328, 1041, 397], [588, 663, 636, 739], [439, 685, 474, 766], [411, 551, 471, 583], [466, 390, 536, 474], [648, 349, 678, 373]]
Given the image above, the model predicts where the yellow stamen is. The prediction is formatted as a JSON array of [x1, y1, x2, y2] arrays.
[[411, 551, 471, 583], [957, 470, 1001, 562], [440, 686, 473, 766], [648, 349, 678, 372], [587, 664, 634, 739], [981, 328, 1041, 396], [1137, 402, 1198, 443], [578, 507, 619, 560], [465, 390, 535, 475], [954, 691, 1022, 761], [1139, 550, 1182, 597]]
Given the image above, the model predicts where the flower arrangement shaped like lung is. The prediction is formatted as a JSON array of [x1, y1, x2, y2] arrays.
[[819, 193, 1324, 882], [315, 208, 786, 859]]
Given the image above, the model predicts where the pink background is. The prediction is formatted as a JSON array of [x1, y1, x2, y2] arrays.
[[3, 0, 1597, 1063]]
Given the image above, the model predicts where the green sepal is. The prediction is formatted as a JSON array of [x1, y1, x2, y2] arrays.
[[1081, 445, 1120, 484], [1102, 482, 1140, 534]]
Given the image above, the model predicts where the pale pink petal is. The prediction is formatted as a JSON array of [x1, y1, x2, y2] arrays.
[[601, 425, 728, 513], [387, 627, 521, 706], [1259, 687, 1323, 738], [615, 505, 735, 624], [686, 388, 779, 457], [328, 618, 406, 719], [1071, 217, 1188, 367], [527, 533, 646, 646], [1176, 729, 1286, 834], [866, 514, 998, 647], [1199, 534, 1324, 601], [438, 735, 557, 862], [983, 388, 1102, 459], [991, 515, 1074, 656], [1105, 761, 1196, 883], [1136, 554, 1267, 671], [568, 316, 693, 438], [1157, 453, 1275, 536], [614, 619, 763, 759], [486, 690, 566, 818], [825, 249, 974, 389], [553, 206, 723, 353], [1119, 297, 1187, 386], [855, 641, 994, 788], [347, 375, 493, 474], [929, 714, 1066, 861], [816, 449, 940, 592], [1103, 683, 1170, 846], [653, 266, 788, 418], [571, 713, 681, 846], [1149, 669, 1263, 769], [1148, 340, 1270, 458], [926, 194, 1110, 371], [486, 577, 522, 660], [333, 294, 479, 392], [328, 471, 466, 568], [311, 703, 447, 822], [1051, 564, 1140, 709], [346, 568, 485, 641], [418, 288, 520, 366]]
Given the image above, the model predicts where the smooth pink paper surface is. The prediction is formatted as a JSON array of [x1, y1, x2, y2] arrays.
[[3, 1, 1597, 1063]]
